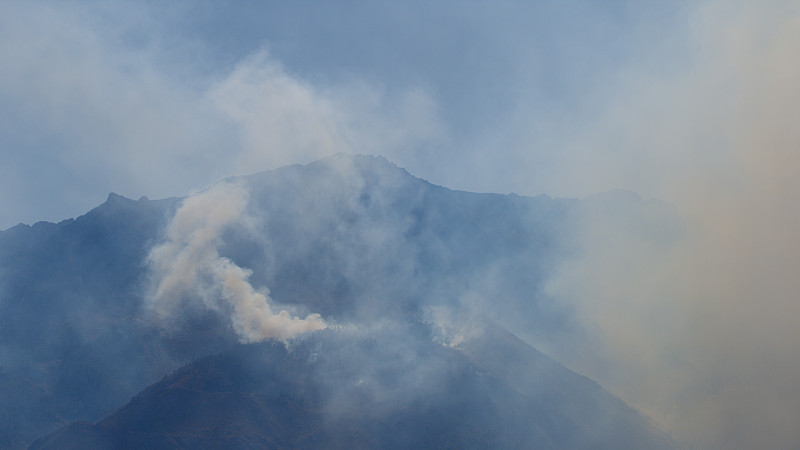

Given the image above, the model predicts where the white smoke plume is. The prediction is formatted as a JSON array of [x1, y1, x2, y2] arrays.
[[147, 182, 326, 343]]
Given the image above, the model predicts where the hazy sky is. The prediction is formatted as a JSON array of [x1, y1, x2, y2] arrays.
[[0, 0, 688, 230]]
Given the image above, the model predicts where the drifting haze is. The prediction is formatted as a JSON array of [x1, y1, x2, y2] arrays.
[[0, 0, 680, 230], [544, 2, 800, 448], [0, 0, 443, 229]]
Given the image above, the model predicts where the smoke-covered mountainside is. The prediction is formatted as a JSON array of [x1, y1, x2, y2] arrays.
[[0, 154, 678, 448], [31, 325, 673, 450]]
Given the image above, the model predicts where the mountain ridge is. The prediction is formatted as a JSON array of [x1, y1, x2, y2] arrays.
[[0, 154, 680, 448]]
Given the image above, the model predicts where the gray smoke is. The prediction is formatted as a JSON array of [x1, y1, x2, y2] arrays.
[[542, 2, 800, 448]]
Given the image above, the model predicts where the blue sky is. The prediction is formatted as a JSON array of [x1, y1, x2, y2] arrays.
[[0, 0, 689, 230]]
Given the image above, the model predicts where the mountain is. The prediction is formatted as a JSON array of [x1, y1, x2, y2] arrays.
[[0, 194, 184, 448], [31, 324, 674, 449], [0, 154, 679, 448]]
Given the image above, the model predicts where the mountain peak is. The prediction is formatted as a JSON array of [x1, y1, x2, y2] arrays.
[[311, 153, 412, 178], [104, 192, 135, 206], [239, 153, 426, 203]]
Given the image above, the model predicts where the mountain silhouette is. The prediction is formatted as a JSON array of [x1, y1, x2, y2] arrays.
[[0, 154, 679, 448]]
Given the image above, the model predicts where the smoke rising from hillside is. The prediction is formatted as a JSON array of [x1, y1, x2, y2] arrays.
[[147, 183, 326, 342]]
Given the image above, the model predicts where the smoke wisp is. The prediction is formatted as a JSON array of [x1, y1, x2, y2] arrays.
[[147, 182, 326, 343]]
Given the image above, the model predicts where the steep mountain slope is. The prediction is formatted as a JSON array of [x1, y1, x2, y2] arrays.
[[0, 194, 183, 448], [31, 324, 675, 449], [0, 154, 679, 447]]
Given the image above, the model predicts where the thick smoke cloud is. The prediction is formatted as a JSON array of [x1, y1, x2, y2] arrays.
[[544, 2, 800, 448], [0, 1, 443, 230], [147, 183, 326, 342]]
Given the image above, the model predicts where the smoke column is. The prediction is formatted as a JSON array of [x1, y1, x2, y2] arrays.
[[147, 182, 326, 343]]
